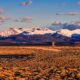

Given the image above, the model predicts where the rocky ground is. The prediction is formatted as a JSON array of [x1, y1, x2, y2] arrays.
[[0, 66, 80, 80]]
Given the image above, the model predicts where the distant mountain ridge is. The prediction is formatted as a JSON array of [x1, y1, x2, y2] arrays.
[[0, 27, 80, 37], [0, 27, 54, 37], [0, 27, 80, 45]]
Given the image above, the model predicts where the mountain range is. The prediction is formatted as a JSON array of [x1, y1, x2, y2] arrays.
[[0, 27, 80, 45]]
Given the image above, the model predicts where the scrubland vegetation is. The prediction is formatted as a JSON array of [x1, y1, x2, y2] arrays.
[[0, 46, 79, 80]]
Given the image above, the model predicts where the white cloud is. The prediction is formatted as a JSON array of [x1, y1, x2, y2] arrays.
[[0, 16, 10, 24], [20, 0, 32, 6], [51, 21, 62, 25], [76, 1, 80, 5], [65, 12, 80, 15], [0, 8, 4, 14], [14, 16, 32, 23]]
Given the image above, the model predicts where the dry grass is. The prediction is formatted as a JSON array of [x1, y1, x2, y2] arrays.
[[0, 46, 61, 54], [0, 46, 79, 79]]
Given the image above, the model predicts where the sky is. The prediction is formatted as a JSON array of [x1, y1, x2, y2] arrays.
[[0, 0, 80, 30]]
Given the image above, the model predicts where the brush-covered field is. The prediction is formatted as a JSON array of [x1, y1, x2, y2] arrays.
[[0, 46, 80, 80]]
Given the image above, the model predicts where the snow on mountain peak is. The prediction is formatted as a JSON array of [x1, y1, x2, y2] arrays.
[[28, 27, 55, 35], [0, 27, 80, 37], [58, 29, 72, 37], [0, 27, 55, 36], [0, 28, 23, 37], [58, 29, 80, 37]]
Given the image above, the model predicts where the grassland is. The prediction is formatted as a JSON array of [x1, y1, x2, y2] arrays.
[[0, 46, 80, 80]]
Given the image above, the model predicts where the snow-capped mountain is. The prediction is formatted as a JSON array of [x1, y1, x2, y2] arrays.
[[1, 27, 80, 37], [28, 27, 55, 35], [57, 29, 80, 37], [0, 28, 23, 37], [0, 27, 80, 45], [0, 27, 55, 37]]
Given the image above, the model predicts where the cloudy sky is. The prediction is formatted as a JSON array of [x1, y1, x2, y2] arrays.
[[0, 0, 80, 30]]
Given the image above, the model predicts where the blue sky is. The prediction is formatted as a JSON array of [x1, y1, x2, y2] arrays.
[[0, 0, 80, 30]]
